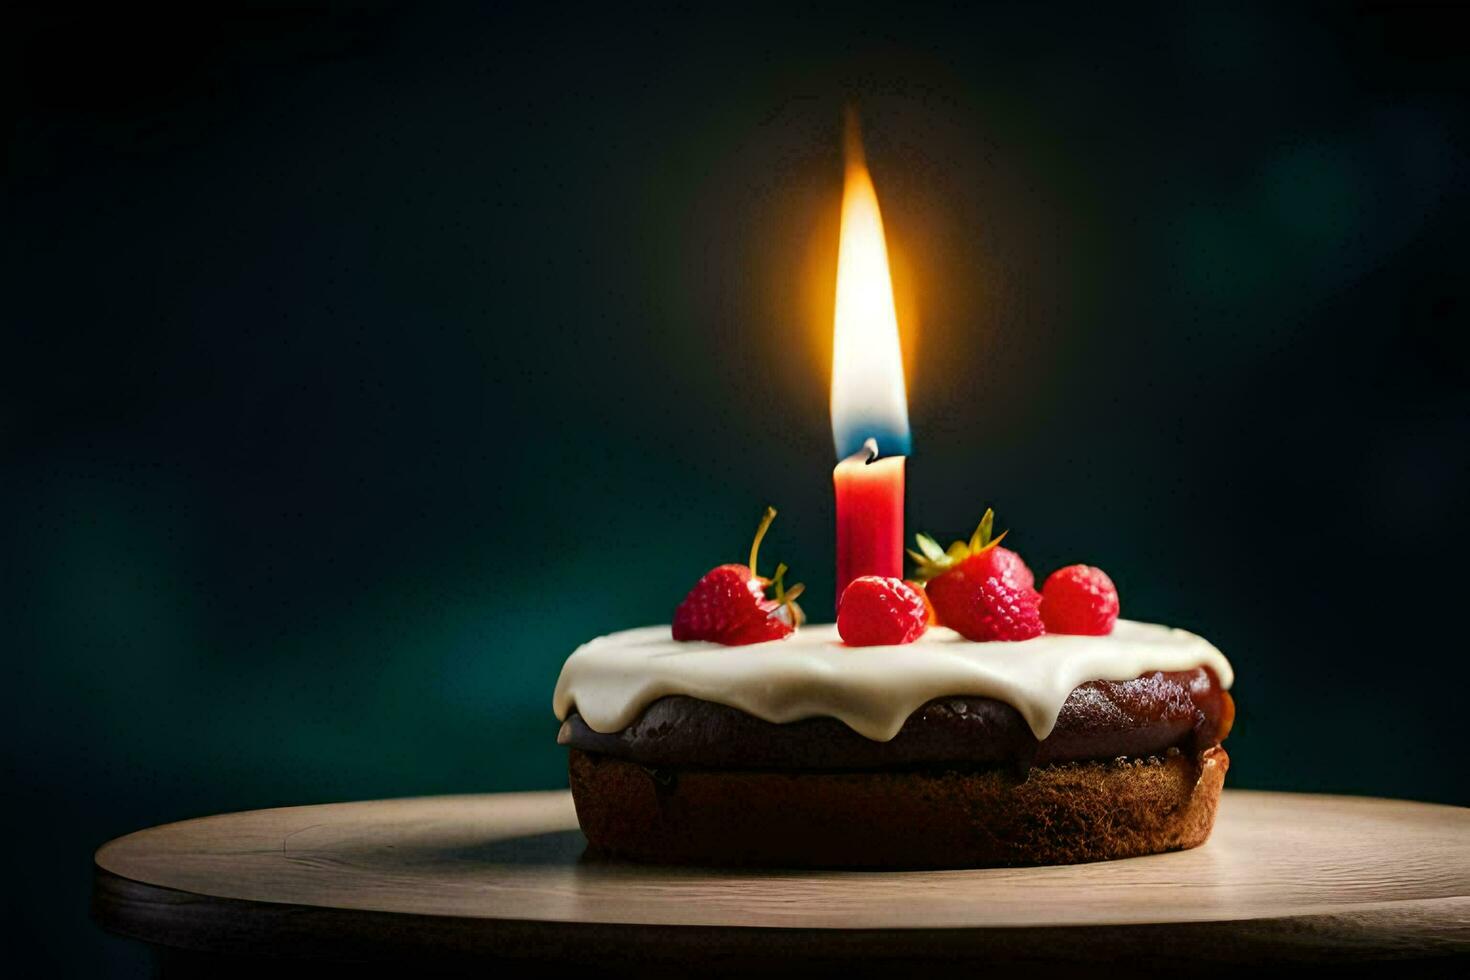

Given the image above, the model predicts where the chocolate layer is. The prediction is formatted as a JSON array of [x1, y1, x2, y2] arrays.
[[558, 667, 1233, 772]]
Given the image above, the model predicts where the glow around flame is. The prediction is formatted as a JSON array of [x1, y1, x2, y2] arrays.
[[830, 110, 910, 460]]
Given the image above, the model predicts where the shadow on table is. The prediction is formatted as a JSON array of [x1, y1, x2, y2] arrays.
[[330, 828, 784, 877], [435, 830, 592, 867]]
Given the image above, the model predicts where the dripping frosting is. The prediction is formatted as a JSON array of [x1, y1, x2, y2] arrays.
[[552, 619, 1233, 742]]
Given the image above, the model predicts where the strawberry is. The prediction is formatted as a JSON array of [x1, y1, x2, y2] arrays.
[[838, 576, 929, 646], [1040, 564, 1119, 635], [908, 509, 1034, 595], [672, 507, 805, 645], [909, 509, 1044, 641]]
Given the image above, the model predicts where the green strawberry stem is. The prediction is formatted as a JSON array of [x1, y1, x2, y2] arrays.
[[747, 507, 804, 626], [969, 508, 995, 551], [770, 562, 806, 626], [749, 505, 777, 578], [771, 563, 805, 606], [907, 507, 1009, 583]]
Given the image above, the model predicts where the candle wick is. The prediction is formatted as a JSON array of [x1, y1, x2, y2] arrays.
[[862, 437, 880, 465]]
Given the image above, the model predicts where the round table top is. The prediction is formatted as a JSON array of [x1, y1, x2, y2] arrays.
[[94, 789, 1470, 968]]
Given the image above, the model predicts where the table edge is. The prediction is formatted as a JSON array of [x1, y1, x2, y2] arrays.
[[92, 867, 1470, 966]]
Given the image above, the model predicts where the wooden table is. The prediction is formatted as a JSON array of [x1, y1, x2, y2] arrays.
[[94, 789, 1469, 975]]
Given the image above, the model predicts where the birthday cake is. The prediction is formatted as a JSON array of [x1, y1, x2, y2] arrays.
[[553, 509, 1235, 868], [554, 112, 1233, 867]]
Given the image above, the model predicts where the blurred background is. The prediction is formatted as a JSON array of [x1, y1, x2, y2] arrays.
[[6, 1, 1468, 973]]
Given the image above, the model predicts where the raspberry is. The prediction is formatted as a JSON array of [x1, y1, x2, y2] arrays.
[[989, 546, 1035, 591], [910, 509, 1043, 641], [838, 576, 930, 646], [929, 569, 1045, 642], [1040, 564, 1120, 635]]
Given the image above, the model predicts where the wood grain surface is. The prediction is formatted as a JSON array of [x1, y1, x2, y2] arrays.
[[93, 789, 1470, 970]]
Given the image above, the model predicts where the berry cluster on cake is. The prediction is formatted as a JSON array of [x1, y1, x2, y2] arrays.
[[553, 508, 1234, 868]]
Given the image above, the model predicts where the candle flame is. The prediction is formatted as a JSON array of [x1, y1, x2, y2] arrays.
[[830, 108, 910, 460]]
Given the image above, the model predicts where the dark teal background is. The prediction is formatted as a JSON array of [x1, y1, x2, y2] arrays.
[[6, 2, 1468, 973]]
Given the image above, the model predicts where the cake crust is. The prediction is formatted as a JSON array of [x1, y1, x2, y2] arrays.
[[569, 746, 1228, 868], [560, 668, 1233, 772]]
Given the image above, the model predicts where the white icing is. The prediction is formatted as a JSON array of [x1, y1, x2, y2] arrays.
[[552, 620, 1232, 742]]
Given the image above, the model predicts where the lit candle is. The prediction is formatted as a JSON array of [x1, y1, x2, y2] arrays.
[[831, 111, 910, 605]]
